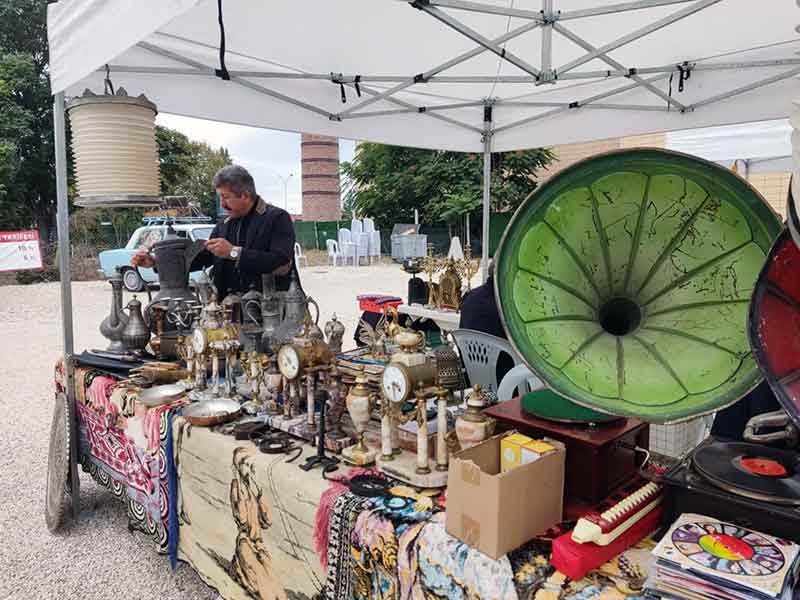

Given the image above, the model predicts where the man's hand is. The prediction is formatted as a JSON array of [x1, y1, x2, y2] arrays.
[[131, 250, 155, 268], [206, 238, 234, 258]]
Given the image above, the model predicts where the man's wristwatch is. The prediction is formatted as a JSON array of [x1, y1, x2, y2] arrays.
[[229, 246, 242, 260]]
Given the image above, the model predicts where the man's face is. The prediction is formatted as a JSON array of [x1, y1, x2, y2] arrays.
[[217, 185, 254, 218]]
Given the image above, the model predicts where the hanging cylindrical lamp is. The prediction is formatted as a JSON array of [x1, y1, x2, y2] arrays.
[[67, 88, 161, 208]]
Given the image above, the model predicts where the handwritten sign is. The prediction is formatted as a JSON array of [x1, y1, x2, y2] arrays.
[[0, 230, 43, 271]]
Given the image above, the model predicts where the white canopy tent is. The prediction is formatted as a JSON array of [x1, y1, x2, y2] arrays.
[[47, 2, 799, 506]]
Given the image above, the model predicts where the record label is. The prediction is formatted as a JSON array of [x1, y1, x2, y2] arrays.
[[672, 521, 785, 576], [738, 457, 788, 477]]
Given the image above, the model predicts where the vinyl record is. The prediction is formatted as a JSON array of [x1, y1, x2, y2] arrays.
[[748, 228, 800, 429], [693, 442, 800, 505]]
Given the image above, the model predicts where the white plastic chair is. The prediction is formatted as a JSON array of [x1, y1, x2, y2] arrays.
[[363, 217, 375, 232], [447, 236, 464, 261], [355, 231, 369, 265], [451, 329, 521, 396], [337, 228, 358, 266], [497, 363, 544, 403], [326, 238, 341, 267], [351, 218, 363, 234], [294, 242, 308, 268], [368, 231, 381, 263]]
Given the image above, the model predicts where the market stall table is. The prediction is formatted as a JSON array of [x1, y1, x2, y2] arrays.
[[397, 303, 460, 333], [58, 355, 659, 600]]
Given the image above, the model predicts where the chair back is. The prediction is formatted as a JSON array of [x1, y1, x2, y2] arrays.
[[363, 217, 375, 232], [451, 329, 520, 395], [338, 228, 352, 245], [326, 238, 339, 255], [294, 242, 303, 259], [351, 219, 363, 234]]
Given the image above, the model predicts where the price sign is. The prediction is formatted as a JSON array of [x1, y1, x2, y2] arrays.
[[0, 230, 43, 271]]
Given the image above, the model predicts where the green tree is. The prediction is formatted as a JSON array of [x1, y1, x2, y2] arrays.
[[341, 144, 554, 230], [0, 0, 56, 240], [156, 125, 232, 216]]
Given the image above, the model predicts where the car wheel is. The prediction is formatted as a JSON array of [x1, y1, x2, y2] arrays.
[[122, 268, 145, 292]]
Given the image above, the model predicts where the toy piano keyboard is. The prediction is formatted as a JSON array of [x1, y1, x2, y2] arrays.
[[572, 481, 662, 545]]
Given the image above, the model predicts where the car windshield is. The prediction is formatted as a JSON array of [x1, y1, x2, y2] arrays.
[[192, 227, 214, 241]]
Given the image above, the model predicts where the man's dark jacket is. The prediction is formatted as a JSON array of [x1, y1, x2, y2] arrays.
[[191, 195, 296, 298]]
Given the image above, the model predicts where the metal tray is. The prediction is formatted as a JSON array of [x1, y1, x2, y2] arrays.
[[182, 398, 242, 427], [137, 383, 187, 407]]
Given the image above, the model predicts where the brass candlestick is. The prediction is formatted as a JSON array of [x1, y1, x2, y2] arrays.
[[422, 245, 442, 308], [459, 244, 480, 293]]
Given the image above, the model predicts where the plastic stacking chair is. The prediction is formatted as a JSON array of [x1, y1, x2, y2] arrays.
[[337, 228, 358, 266], [497, 363, 544, 402], [326, 238, 341, 267], [451, 329, 521, 396], [294, 242, 308, 268]]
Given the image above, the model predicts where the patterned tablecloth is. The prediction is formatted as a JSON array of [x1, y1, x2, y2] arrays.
[[55, 360, 186, 552], [56, 360, 653, 600]]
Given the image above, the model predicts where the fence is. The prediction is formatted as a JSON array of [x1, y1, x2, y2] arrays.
[[294, 213, 514, 258]]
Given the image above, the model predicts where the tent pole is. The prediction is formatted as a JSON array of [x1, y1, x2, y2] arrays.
[[54, 91, 80, 519], [481, 105, 492, 283]]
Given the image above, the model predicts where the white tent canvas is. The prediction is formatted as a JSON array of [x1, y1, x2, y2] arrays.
[[46, 0, 800, 359], [48, 0, 800, 153]]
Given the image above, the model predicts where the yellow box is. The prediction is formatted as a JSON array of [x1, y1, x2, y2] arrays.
[[520, 440, 555, 466], [501, 434, 555, 472], [500, 433, 532, 472]]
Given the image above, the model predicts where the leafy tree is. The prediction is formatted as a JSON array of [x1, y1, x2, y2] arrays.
[[341, 143, 554, 230], [156, 125, 232, 216], [0, 0, 56, 241]]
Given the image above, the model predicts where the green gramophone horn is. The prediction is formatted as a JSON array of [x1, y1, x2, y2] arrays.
[[495, 149, 781, 424]]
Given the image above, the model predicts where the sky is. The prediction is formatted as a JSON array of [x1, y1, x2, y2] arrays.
[[157, 113, 356, 215]]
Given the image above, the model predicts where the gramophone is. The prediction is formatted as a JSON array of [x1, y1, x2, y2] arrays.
[[488, 148, 782, 506]]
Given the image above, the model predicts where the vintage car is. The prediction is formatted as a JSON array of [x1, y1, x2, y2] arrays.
[[98, 222, 215, 291]]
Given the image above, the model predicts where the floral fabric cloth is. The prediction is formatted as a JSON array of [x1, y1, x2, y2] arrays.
[[318, 477, 653, 600]]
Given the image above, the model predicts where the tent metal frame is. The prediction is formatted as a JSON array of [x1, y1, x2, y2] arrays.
[[52, 0, 799, 516]]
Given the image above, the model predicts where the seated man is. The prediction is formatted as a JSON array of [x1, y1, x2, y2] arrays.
[[459, 261, 514, 385], [132, 165, 295, 297]]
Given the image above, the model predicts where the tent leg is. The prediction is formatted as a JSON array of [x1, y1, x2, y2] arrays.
[[54, 92, 80, 520], [481, 134, 491, 282]]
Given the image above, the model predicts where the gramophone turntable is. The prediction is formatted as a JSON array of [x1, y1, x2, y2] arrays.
[[660, 437, 800, 543]]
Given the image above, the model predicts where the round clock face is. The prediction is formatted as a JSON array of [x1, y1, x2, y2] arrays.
[[192, 328, 207, 354], [278, 345, 301, 380], [382, 364, 410, 404]]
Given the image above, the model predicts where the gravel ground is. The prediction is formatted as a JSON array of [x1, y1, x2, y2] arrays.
[[0, 264, 408, 600]]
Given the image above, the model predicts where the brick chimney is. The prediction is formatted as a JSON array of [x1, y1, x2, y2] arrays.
[[301, 134, 342, 221]]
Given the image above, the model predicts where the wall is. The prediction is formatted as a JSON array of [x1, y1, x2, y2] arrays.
[[542, 134, 790, 219]]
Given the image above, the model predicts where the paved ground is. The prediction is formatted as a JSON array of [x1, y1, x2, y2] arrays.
[[0, 264, 408, 599]]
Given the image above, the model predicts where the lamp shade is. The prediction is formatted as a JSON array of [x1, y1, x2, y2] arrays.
[[495, 148, 781, 424], [67, 88, 161, 207]]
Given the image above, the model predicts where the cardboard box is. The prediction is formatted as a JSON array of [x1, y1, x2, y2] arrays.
[[446, 432, 565, 559]]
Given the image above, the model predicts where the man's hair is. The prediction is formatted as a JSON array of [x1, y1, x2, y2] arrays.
[[212, 165, 256, 198]]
